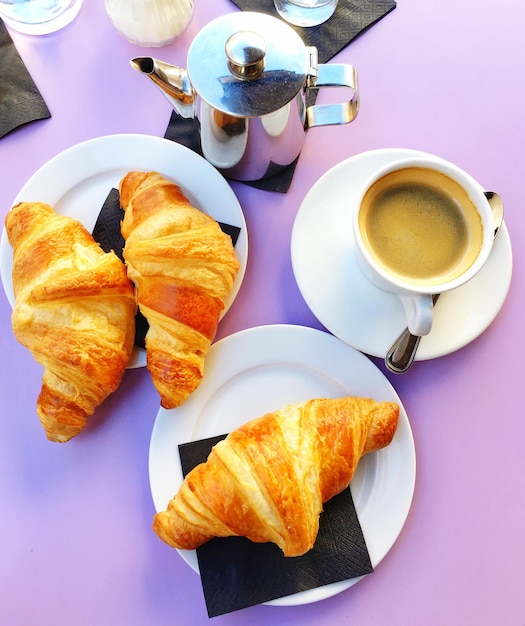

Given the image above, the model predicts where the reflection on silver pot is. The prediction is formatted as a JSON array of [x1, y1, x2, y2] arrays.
[[131, 12, 359, 182]]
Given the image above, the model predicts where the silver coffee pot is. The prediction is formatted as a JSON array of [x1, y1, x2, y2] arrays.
[[131, 12, 359, 181]]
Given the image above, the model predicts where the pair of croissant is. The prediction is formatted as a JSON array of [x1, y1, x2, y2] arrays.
[[5, 172, 239, 442]]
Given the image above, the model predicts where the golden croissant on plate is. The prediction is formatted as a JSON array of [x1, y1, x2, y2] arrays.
[[119, 171, 240, 409], [5, 202, 136, 443], [153, 395, 399, 557]]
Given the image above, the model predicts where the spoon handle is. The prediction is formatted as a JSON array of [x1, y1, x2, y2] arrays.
[[385, 294, 440, 373], [385, 327, 423, 374]]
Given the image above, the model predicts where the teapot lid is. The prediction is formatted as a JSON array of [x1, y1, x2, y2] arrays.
[[187, 12, 310, 117]]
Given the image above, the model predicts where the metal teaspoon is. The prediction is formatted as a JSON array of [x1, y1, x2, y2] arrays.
[[384, 191, 504, 374]]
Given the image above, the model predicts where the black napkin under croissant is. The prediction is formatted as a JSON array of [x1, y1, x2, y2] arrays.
[[176, 398, 384, 617]]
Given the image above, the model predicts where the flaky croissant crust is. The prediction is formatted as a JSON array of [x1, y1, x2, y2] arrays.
[[153, 396, 399, 557], [5, 202, 136, 442], [119, 171, 240, 409]]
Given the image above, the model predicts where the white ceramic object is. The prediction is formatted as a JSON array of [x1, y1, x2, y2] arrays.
[[104, 0, 193, 47]]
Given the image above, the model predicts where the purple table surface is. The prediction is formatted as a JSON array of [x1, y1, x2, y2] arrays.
[[1, 1, 524, 624]]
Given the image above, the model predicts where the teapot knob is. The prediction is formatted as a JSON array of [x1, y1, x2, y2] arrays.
[[225, 30, 266, 80]]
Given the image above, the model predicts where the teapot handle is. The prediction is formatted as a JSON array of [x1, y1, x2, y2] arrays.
[[306, 64, 359, 128]]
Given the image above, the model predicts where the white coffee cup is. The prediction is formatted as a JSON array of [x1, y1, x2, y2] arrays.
[[353, 156, 494, 336]]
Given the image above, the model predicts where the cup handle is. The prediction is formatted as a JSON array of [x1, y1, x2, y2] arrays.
[[399, 294, 434, 336], [306, 55, 359, 128]]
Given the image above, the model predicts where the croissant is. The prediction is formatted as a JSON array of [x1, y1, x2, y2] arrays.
[[119, 171, 240, 409], [153, 395, 399, 557], [5, 202, 136, 443]]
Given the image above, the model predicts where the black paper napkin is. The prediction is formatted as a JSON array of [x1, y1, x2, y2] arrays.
[[0, 19, 51, 138], [178, 433, 373, 618], [164, 0, 396, 193], [91, 187, 242, 349], [164, 115, 299, 193]]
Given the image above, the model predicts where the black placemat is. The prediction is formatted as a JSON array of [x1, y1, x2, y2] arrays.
[[164, 0, 396, 193], [178, 433, 373, 617], [0, 19, 51, 138]]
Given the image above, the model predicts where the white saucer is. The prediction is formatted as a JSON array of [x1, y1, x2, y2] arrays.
[[291, 148, 513, 361], [149, 324, 416, 607], [0, 134, 248, 368]]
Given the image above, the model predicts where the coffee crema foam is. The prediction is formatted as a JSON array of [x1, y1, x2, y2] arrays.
[[358, 167, 484, 286]]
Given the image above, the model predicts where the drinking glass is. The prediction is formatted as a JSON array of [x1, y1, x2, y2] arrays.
[[273, 0, 338, 27], [0, 0, 82, 35]]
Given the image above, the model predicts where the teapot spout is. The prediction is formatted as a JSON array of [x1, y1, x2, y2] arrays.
[[131, 57, 196, 119]]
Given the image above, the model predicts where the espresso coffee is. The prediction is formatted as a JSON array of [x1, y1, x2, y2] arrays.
[[358, 167, 484, 286]]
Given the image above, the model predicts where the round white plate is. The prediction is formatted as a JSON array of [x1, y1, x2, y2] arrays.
[[149, 324, 416, 607], [291, 148, 513, 361], [0, 134, 248, 368]]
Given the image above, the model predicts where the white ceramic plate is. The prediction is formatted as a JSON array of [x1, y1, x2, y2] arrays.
[[149, 324, 416, 607], [0, 134, 248, 368], [291, 148, 513, 361]]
